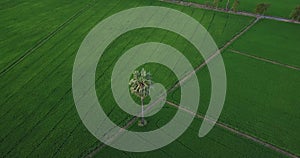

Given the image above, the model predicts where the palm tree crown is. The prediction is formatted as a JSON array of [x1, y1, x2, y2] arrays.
[[129, 68, 152, 99], [129, 68, 152, 126]]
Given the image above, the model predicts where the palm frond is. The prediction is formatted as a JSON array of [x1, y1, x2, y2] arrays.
[[129, 68, 152, 98]]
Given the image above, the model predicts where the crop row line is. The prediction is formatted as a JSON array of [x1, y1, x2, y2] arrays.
[[0, 0, 125, 120], [0, 0, 95, 77], [229, 49, 300, 71], [27, 2, 166, 155], [83, 5, 202, 156], [1, 1, 255, 156], [2, 88, 72, 157], [83, 16, 259, 157], [0, 10, 102, 141], [52, 101, 125, 158], [0, 37, 77, 119], [161, 0, 300, 25], [25, 94, 76, 158], [83, 12, 187, 157], [166, 101, 299, 158], [24, 56, 121, 157], [154, 118, 213, 157], [1, 0, 128, 156]]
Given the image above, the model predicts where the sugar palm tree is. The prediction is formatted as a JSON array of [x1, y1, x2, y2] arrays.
[[213, 0, 223, 9], [290, 6, 300, 21], [129, 68, 152, 126], [225, 0, 230, 11], [255, 3, 271, 15], [232, 0, 240, 12]]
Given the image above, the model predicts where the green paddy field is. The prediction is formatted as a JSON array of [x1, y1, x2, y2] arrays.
[[187, 0, 300, 18], [0, 0, 299, 157]]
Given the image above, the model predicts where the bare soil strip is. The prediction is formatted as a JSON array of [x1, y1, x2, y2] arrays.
[[84, 17, 260, 157], [230, 49, 300, 71], [161, 0, 300, 25], [166, 101, 299, 158]]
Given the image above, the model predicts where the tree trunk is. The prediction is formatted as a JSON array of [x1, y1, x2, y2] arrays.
[[141, 97, 144, 125], [226, 0, 230, 11]]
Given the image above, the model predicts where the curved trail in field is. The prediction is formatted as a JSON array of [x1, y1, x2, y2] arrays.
[[161, 0, 300, 25], [229, 49, 300, 71], [84, 18, 260, 158], [166, 101, 299, 158], [171, 17, 259, 88]]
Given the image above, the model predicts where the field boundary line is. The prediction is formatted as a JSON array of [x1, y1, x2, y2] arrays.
[[84, 11, 259, 158], [166, 101, 299, 158], [229, 49, 300, 71], [83, 19, 185, 158], [2, 0, 136, 155], [171, 17, 259, 88], [160, 0, 300, 25], [0, 1, 95, 77], [0, 0, 125, 120], [1, 1, 128, 155], [84, 16, 259, 157]]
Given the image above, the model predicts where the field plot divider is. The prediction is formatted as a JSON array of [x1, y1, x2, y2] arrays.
[[83, 14, 260, 158], [165, 101, 299, 158], [229, 49, 300, 71], [2, 1, 130, 156], [160, 0, 300, 25], [171, 17, 259, 90]]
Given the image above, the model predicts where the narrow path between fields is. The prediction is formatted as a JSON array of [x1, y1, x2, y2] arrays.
[[84, 17, 260, 158], [0, 1, 96, 77], [171, 17, 259, 88], [229, 49, 300, 71], [161, 0, 300, 25], [166, 101, 299, 158]]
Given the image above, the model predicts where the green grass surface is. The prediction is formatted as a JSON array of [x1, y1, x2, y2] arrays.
[[169, 51, 300, 155], [186, 0, 300, 18], [1, 0, 299, 157], [94, 114, 286, 158], [0, 0, 90, 71], [229, 19, 300, 67], [0, 0, 257, 157]]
